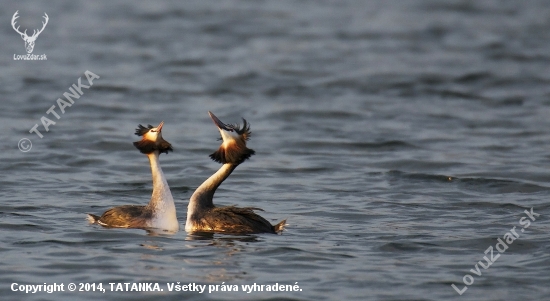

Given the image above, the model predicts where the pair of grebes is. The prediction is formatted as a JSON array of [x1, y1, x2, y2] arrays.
[[87, 112, 285, 234]]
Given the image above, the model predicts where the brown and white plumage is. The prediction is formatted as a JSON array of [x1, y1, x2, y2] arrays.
[[88, 205, 153, 228], [87, 121, 179, 232], [185, 112, 285, 234]]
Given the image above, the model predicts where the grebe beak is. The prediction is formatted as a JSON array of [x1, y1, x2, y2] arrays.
[[156, 121, 164, 132], [208, 111, 231, 131]]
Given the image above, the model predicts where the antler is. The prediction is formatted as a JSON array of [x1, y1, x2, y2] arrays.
[[11, 10, 27, 37], [11, 11, 49, 38], [31, 13, 49, 38]]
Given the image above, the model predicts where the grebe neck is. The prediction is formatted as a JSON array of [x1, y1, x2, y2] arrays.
[[186, 164, 237, 226], [146, 151, 178, 230]]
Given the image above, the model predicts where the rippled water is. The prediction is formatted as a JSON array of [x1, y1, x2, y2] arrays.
[[2, 1, 550, 300]]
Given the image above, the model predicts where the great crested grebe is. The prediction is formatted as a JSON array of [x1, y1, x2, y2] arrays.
[[87, 121, 179, 232], [185, 112, 286, 234]]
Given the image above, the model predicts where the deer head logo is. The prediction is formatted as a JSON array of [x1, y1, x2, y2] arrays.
[[11, 10, 49, 54]]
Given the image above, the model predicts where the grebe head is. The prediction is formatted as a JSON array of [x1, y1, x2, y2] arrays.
[[133, 121, 173, 154], [208, 111, 255, 164]]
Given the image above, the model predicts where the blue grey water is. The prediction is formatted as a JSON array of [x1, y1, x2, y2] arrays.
[[1, 1, 549, 300]]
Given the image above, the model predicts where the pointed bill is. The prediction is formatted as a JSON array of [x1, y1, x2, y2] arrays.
[[208, 111, 231, 131]]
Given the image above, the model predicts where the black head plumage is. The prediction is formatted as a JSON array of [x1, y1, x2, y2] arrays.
[[210, 118, 254, 164], [135, 124, 154, 136], [209, 146, 255, 165], [133, 124, 173, 155], [231, 118, 252, 140]]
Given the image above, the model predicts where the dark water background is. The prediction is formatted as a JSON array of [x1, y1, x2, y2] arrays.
[[1, 1, 550, 300]]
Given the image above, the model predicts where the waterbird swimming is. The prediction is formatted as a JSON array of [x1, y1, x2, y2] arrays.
[[87, 121, 179, 232], [185, 111, 286, 234]]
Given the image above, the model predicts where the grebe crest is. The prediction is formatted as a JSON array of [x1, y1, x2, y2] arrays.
[[185, 112, 285, 234], [208, 111, 255, 165], [133, 121, 173, 155]]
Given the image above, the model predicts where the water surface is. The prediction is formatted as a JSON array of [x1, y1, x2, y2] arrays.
[[1, 1, 550, 300]]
